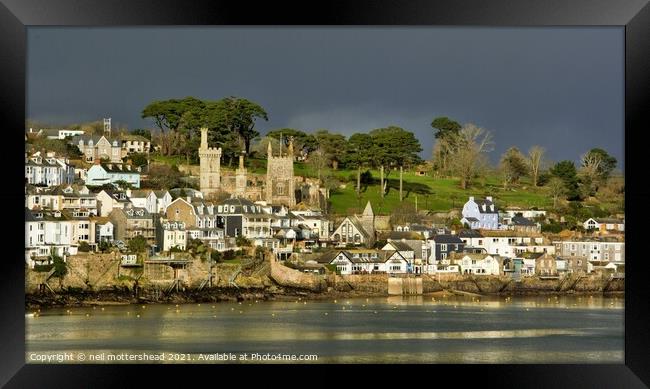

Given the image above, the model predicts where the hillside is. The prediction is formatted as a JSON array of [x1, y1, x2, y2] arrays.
[[149, 153, 622, 217]]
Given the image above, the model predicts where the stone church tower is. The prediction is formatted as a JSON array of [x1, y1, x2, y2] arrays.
[[266, 139, 296, 206], [199, 127, 222, 197]]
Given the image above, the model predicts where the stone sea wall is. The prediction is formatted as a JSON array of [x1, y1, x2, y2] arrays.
[[25, 254, 624, 309]]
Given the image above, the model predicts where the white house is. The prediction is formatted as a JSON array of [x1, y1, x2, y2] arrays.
[[323, 250, 409, 275], [25, 208, 78, 268], [292, 211, 331, 241], [86, 163, 141, 188], [502, 208, 546, 219], [462, 231, 548, 259], [95, 189, 132, 217], [25, 152, 75, 187], [161, 220, 188, 251], [583, 218, 625, 233], [126, 189, 171, 214], [461, 196, 500, 230], [89, 216, 114, 245], [457, 254, 501, 275]]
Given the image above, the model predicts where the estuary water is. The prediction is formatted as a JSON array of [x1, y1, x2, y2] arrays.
[[26, 295, 624, 363]]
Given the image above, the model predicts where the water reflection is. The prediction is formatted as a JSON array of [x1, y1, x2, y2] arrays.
[[26, 295, 624, 364]]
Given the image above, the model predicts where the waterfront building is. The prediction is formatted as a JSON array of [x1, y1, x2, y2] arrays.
[[319, 249, 409, 275], [455, 253, 501, 275], [25, 208, 78, 268], [553, 239, 625, 263], [330, 201, 376, 247], [109, 207, 156, 246]]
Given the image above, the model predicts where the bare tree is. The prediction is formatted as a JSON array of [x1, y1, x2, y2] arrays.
[[448, 123, 494, 189], [528, 146, 545, 187], [547, 177, 565, 208], [579, 151, 603, 196]]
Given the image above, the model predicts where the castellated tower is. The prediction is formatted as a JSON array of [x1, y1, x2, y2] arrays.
[[199, 127, 222, 197], [266, 138, 296, 206], [234, 151, 247, 197]]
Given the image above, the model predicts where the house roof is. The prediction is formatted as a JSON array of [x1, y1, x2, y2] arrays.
[[429, 234, 464, 244], [512, 216, 536, 226], [119, 134, 150, 142], [518, 252, 544, 259], [385, 241, 414, 251], [120, 207, 152, 219], [463, 217, 479, 222], [475, 198, 498, 213], [99, 163, 139, 174], [459, 229, 483, 238], [595, 218, 624, 224]]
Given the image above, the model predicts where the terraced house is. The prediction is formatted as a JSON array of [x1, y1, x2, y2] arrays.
[[25, 208, 78, 268], [109, 207, 156, 246], [26, 184, 97, 214], [25, 151, 75, 187]]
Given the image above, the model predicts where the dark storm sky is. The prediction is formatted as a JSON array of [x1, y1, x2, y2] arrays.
[[27, 27, 624, 167]]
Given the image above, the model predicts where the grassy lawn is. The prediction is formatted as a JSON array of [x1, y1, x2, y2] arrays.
[[150, 153, 188, 166], [150, 153, 568, 216], [327, 169, 553, 215]]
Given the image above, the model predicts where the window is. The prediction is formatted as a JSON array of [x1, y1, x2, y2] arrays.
[[440, 244, 447, 251]]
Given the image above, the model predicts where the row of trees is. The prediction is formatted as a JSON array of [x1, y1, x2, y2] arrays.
[[264, 126, 423, 201], [142, 96, 268, 165], [430, 116, 620, 208]]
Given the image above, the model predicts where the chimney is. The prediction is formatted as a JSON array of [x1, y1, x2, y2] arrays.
[[469, 196, 474, 202], [94, 158, 101, 165], [486, 196, 493, 202], [186, 196, 192, 203]]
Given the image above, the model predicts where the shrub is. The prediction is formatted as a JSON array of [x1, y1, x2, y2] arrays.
[[78, 241, 91, 252], [52, 255, 68, 278], [223, 250, 236, 261], [236, 236, 251, 247], [211, 250, 223, 263]]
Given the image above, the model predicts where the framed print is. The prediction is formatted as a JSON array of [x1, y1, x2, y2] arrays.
[[2, 0, 649, 387]]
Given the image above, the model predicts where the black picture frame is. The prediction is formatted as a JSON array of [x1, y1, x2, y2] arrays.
[[2, 0, 648, 387]]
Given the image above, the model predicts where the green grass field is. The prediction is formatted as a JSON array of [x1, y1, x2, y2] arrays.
[[149, 154, 616, 216], [325, 169, 553, 215]]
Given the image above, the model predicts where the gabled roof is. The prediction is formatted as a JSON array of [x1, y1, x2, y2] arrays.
[[459, 229, 483, 238], [384, 240, 414, 252], [470, 197, 498, 214], [99, 163, 139, 174], [347, 215, 371, 239]]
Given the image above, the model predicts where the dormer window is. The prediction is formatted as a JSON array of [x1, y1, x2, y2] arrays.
[[230, 206, 235, 213], [243, 206, 248, 213]]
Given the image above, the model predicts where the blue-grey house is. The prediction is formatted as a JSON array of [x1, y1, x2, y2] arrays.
[[427, 234, 465, 263], [86, 163, 141, 188], [460, 196, 500, 230]]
